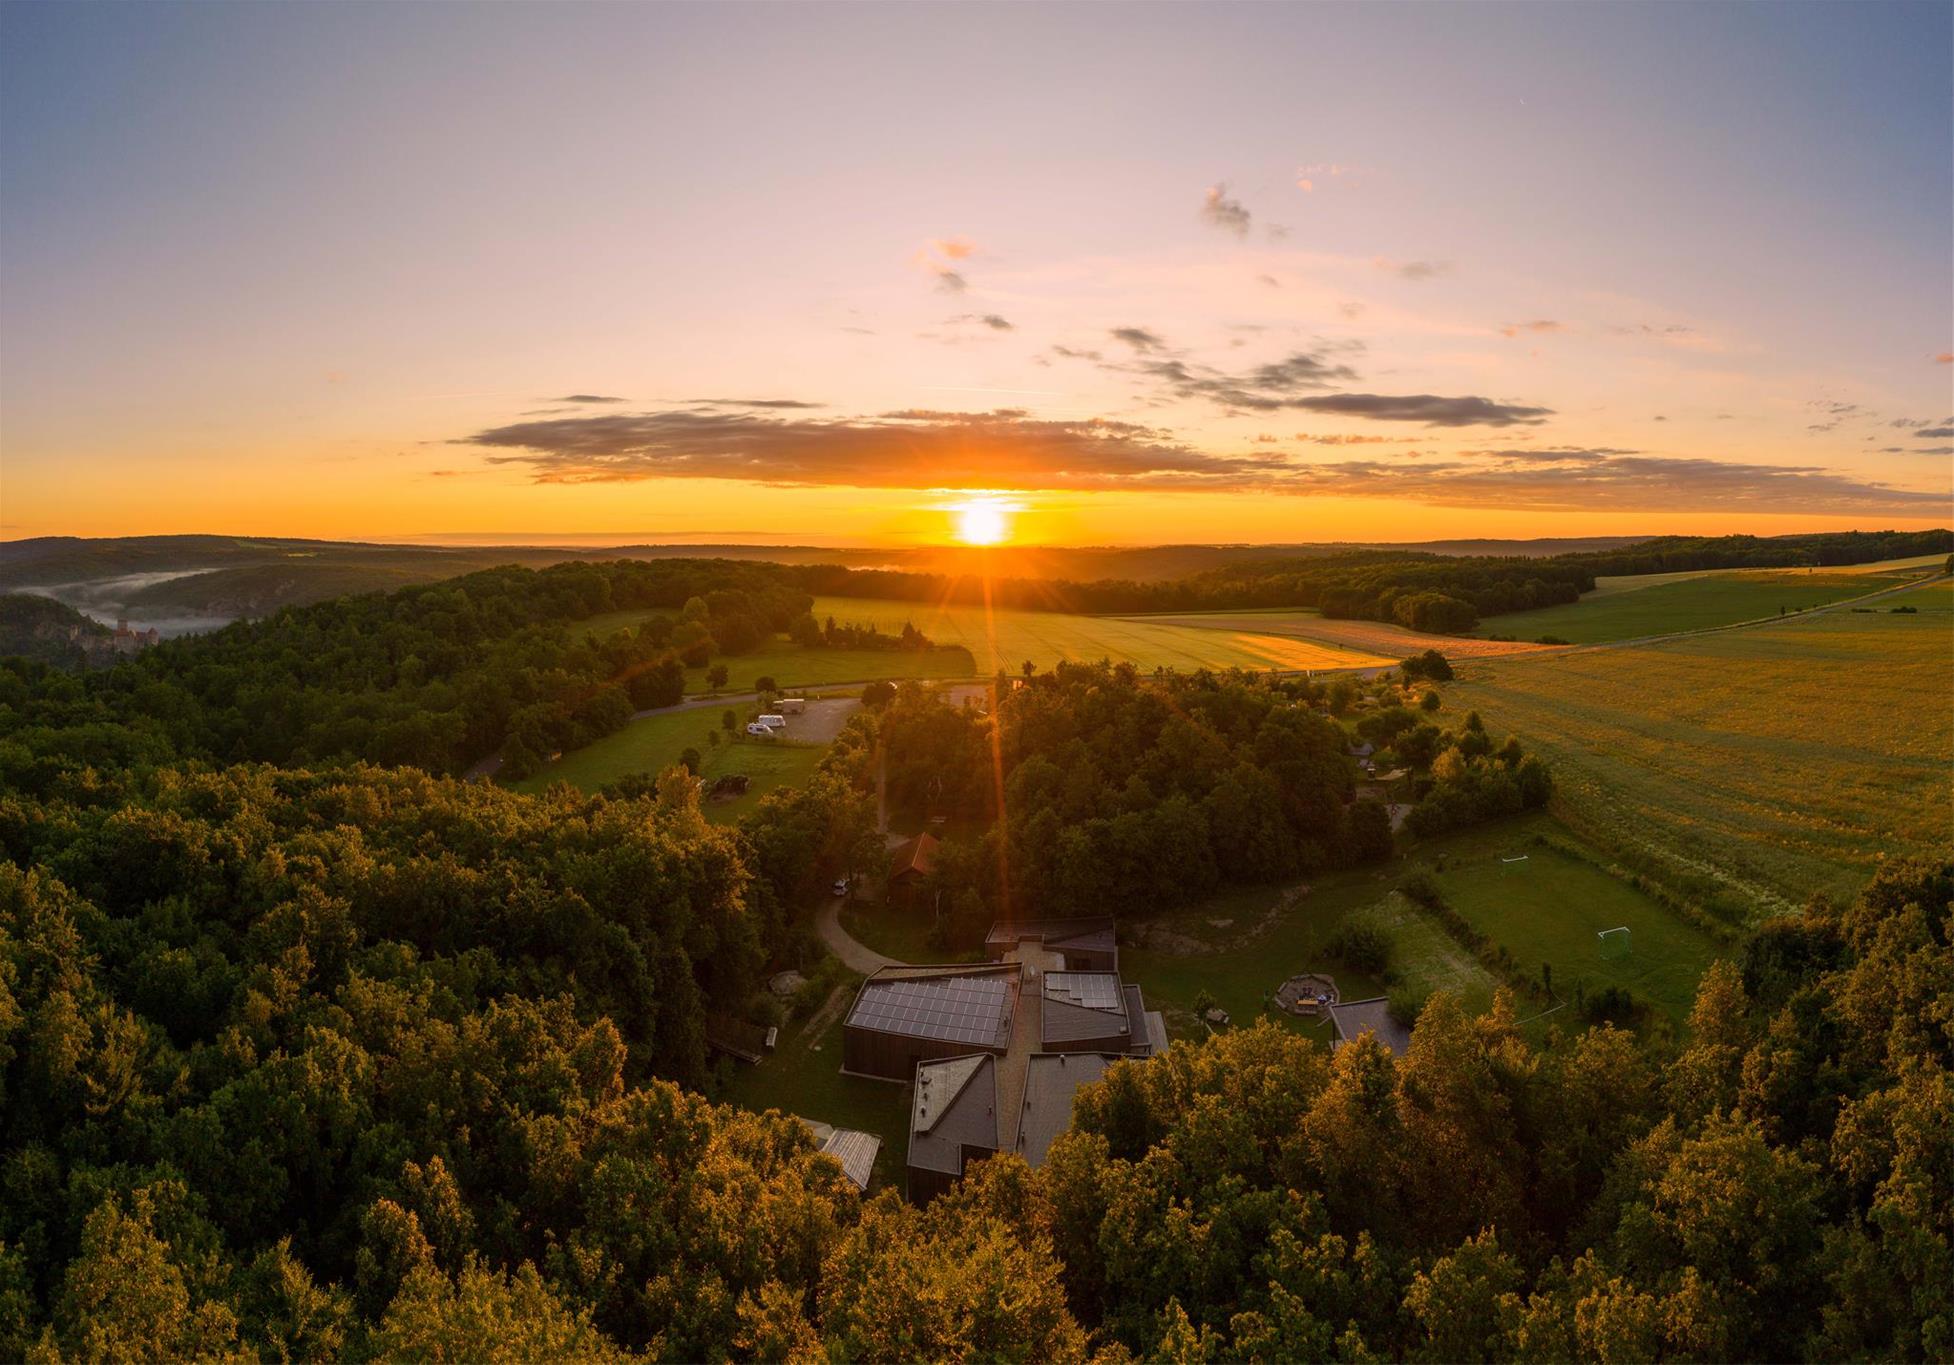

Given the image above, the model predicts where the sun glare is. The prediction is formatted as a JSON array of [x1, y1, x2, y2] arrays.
[[951, 498, 1013, 546]]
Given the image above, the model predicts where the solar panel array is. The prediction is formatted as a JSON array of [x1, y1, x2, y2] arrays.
[[1044, 973, 1124, 1012], [849, 974, 1014, 1047]]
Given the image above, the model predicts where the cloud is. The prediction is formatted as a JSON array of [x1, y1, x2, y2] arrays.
[[1201, 184, 1252, 237], [452, 406, 1945, 515], [693, 397, 825, 409], [1937, 352, 1952, 364], [1295, 433, 1415, 445], [933, 269, 968, 294], [1286, 393, 1552, 427], [1805, 400, 1865, 434], [1256, 274, 1282, 289], [953, 313, 1014, 331], [556, 394, 626, 404], [1110, 326, 1166, 352], [1375, 257, 1449, 280], [914, 238, 976, 293], [1123, 351, 1362, 411], [930, 237, 976, 259], [1497, 320, 1563, 338], [1913, 425, 1954, 439], [1912, 446, 1954, 456]]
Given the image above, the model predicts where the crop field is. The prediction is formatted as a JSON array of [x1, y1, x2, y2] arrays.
[[509, 707, 827, 820], [1864, 578, 1952, 612], [1426, 839, 1722, 1020], [1124, 609, 1558, 660], [1449, 607, 1952, 920], [812, 595, 1392, 674]]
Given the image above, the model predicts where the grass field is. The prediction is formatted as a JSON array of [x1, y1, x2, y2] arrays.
[[1449, 607, 1953, 920], [718, 979, 910, 1191], [1426, 839, 1721, 1019], [812, 596, 1393, 674], [1865, 578, 1952, 612], [1473, 567, 1923, 644], [840, 901, 983, 965], [509, 708, 826, 819], [573, 611, 977, 694], [1125, 609, 1557, 660]]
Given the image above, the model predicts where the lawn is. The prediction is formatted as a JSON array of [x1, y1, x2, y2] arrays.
[[572, 612, 978, 695], [812, 596, 1393, 674], [839, 899, 985, 965], [1425, 838, 1722, 1021], [1125, 608, 1557, 660], [718, 980, 912, 1192], [509, 707, 827, 820], [1865, 578, 1952, 612], [1448, 607, 1953, 921], [1472, 564, 1931, 643]]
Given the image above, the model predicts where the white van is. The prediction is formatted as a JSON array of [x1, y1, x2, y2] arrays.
[[756, 714, 787, 731], [744, 722, 776, 738]]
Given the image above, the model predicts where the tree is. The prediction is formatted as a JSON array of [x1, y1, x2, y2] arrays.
[[861, 680, 897, 708], [679, 747, 702, 774], [721, 709, 736, 732], [706, 663, 729, 693]]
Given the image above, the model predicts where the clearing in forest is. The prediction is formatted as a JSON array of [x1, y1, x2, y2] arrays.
[[1122, 609, 1559, 658]]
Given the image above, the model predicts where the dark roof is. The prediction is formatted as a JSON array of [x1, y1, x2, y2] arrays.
[[846, 965, 1018, 1050], [887, 831, 940, 882], [985, 916, 1117, 954], [1014, 1052, 1118, 1168], [1328, 996, 1414, 1057], [1040, 972, 1134, 1047], [909, 1054, 999, 1175]]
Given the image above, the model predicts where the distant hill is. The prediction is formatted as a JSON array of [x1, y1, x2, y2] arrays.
[[0, 592, 112, 668]]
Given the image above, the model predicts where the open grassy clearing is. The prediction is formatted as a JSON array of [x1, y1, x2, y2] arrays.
[[509, 707, 827, 820], [1579, 552, 1948, 599], [573, 611, 977, 694], [1865, 578, 1952, 612], [840, 900, 983, 966], [1425, 838, 1721, 1020], [1449, 608, 1952, 920], [1476, 564, 1934, 643], [812, 595, 1392, 674], [1122, 608, 1557, 660], [717, 979, 910, 1192]]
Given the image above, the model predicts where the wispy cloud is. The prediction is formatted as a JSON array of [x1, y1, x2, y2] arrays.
[[1288, 393, 1552, 427], [913, 238, 976, 293], [1375, 257, 1449, 281], [1497, 320, 1563, 338], [1110, 326, 1166, 352], [1200, 184, 1252, 237], [954, 313, 1015, 331], [556, 393, 626, 404]]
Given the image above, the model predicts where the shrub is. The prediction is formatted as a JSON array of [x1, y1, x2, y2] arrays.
[[860, 680, 897, 708], [679, 747, 702, 774], [1326, 913, 1395, 974], [1387, 985, 1429, 1028]]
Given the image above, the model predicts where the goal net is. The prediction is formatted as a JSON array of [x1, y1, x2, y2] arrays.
[[1597, 926, 1631, 961]]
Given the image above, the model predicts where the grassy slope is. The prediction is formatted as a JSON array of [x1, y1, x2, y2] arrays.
[[1449, 608, 1952, 918], [508, 708, 827, 821], [574, 612, 977, 694], [812, 596, 1393, 674]]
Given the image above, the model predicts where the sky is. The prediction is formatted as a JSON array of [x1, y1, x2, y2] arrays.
[[2, 1, 1949, 548]]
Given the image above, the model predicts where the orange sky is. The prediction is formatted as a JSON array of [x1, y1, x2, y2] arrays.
[[3, 4, 1949, 546]]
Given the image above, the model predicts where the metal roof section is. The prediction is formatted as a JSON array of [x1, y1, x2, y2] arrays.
[[847, 967, 1018, 1049], [818, 1128, 881, 1192], [986, 916, 1117, 953], [1044, 972, 1126, 1012], [909, 1054, 999, 1175], [1014, 1052, 1118, 1168]]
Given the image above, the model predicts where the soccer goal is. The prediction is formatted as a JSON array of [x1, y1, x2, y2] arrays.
[[1597, 926, 1632, 961]]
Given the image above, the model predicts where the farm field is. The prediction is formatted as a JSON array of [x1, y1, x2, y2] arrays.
[[1474, 564, 1931, 643], [1123, 608, 1557, 660], [812, 595, 1392, 674], [1425, 839, 1722, 1021], [1578, 552, 1948, 598], [1449, 607, 1952, 920], [718, 977, 910, 1192], [509, 706, 827, 820], [1864, 578, 1952, 612]]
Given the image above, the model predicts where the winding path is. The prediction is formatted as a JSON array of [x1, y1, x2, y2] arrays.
[[816, 897, 903, 973]]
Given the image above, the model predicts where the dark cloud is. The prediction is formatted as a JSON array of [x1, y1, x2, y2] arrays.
[[1287, 393, 1552, 427], [1913, 425, 1954, 439], [1051, 344, 1103, 362], [556, 394, 626, 404], [1111, 327, 1166, 352], [1200, 184, 1252, 236], [1804, 400, 1865, 434], [1257, 274, 1282, 289], [1125, 352, 1361, 411], [933, 269, 968, 294], [972, 314, 1014, 331], [452, 406, 1934, 514], [1912, 446, 1954, 456], [693, 397, 825, 409]]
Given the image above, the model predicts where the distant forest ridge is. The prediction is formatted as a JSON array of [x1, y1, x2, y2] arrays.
[[0, 528, 1946, 632]]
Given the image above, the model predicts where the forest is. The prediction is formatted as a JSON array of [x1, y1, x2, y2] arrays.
[[0, 760, 1944, 1359]]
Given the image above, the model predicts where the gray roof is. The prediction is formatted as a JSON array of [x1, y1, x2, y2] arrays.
[[818, 1128, 881, 1192], [985, 917, 1117, 955], [909, 1054, 1000, 1175], [847, 966, 1018, 1049], [1328, 996, 1414, 1057], [1014, 1052, 1118, 1168], [1041, 972, 1133, 1046], [1142, 1010, 1170, 1055]]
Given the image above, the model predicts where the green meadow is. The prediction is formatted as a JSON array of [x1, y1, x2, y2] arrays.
[[1474, 566, 1920, 643]]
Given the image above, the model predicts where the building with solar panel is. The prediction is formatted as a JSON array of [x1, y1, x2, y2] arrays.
[[841, 964, 1023, 1081]]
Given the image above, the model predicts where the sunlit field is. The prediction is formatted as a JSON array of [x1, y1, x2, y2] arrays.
[[1472, 558, 1939, 643], [811, 595, 1393, 674], [1449, 607, 1953, 920], [1125, 609, 1560, 658]]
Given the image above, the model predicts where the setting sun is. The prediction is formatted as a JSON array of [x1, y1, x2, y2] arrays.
[[951, 498, 1013, 546]]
